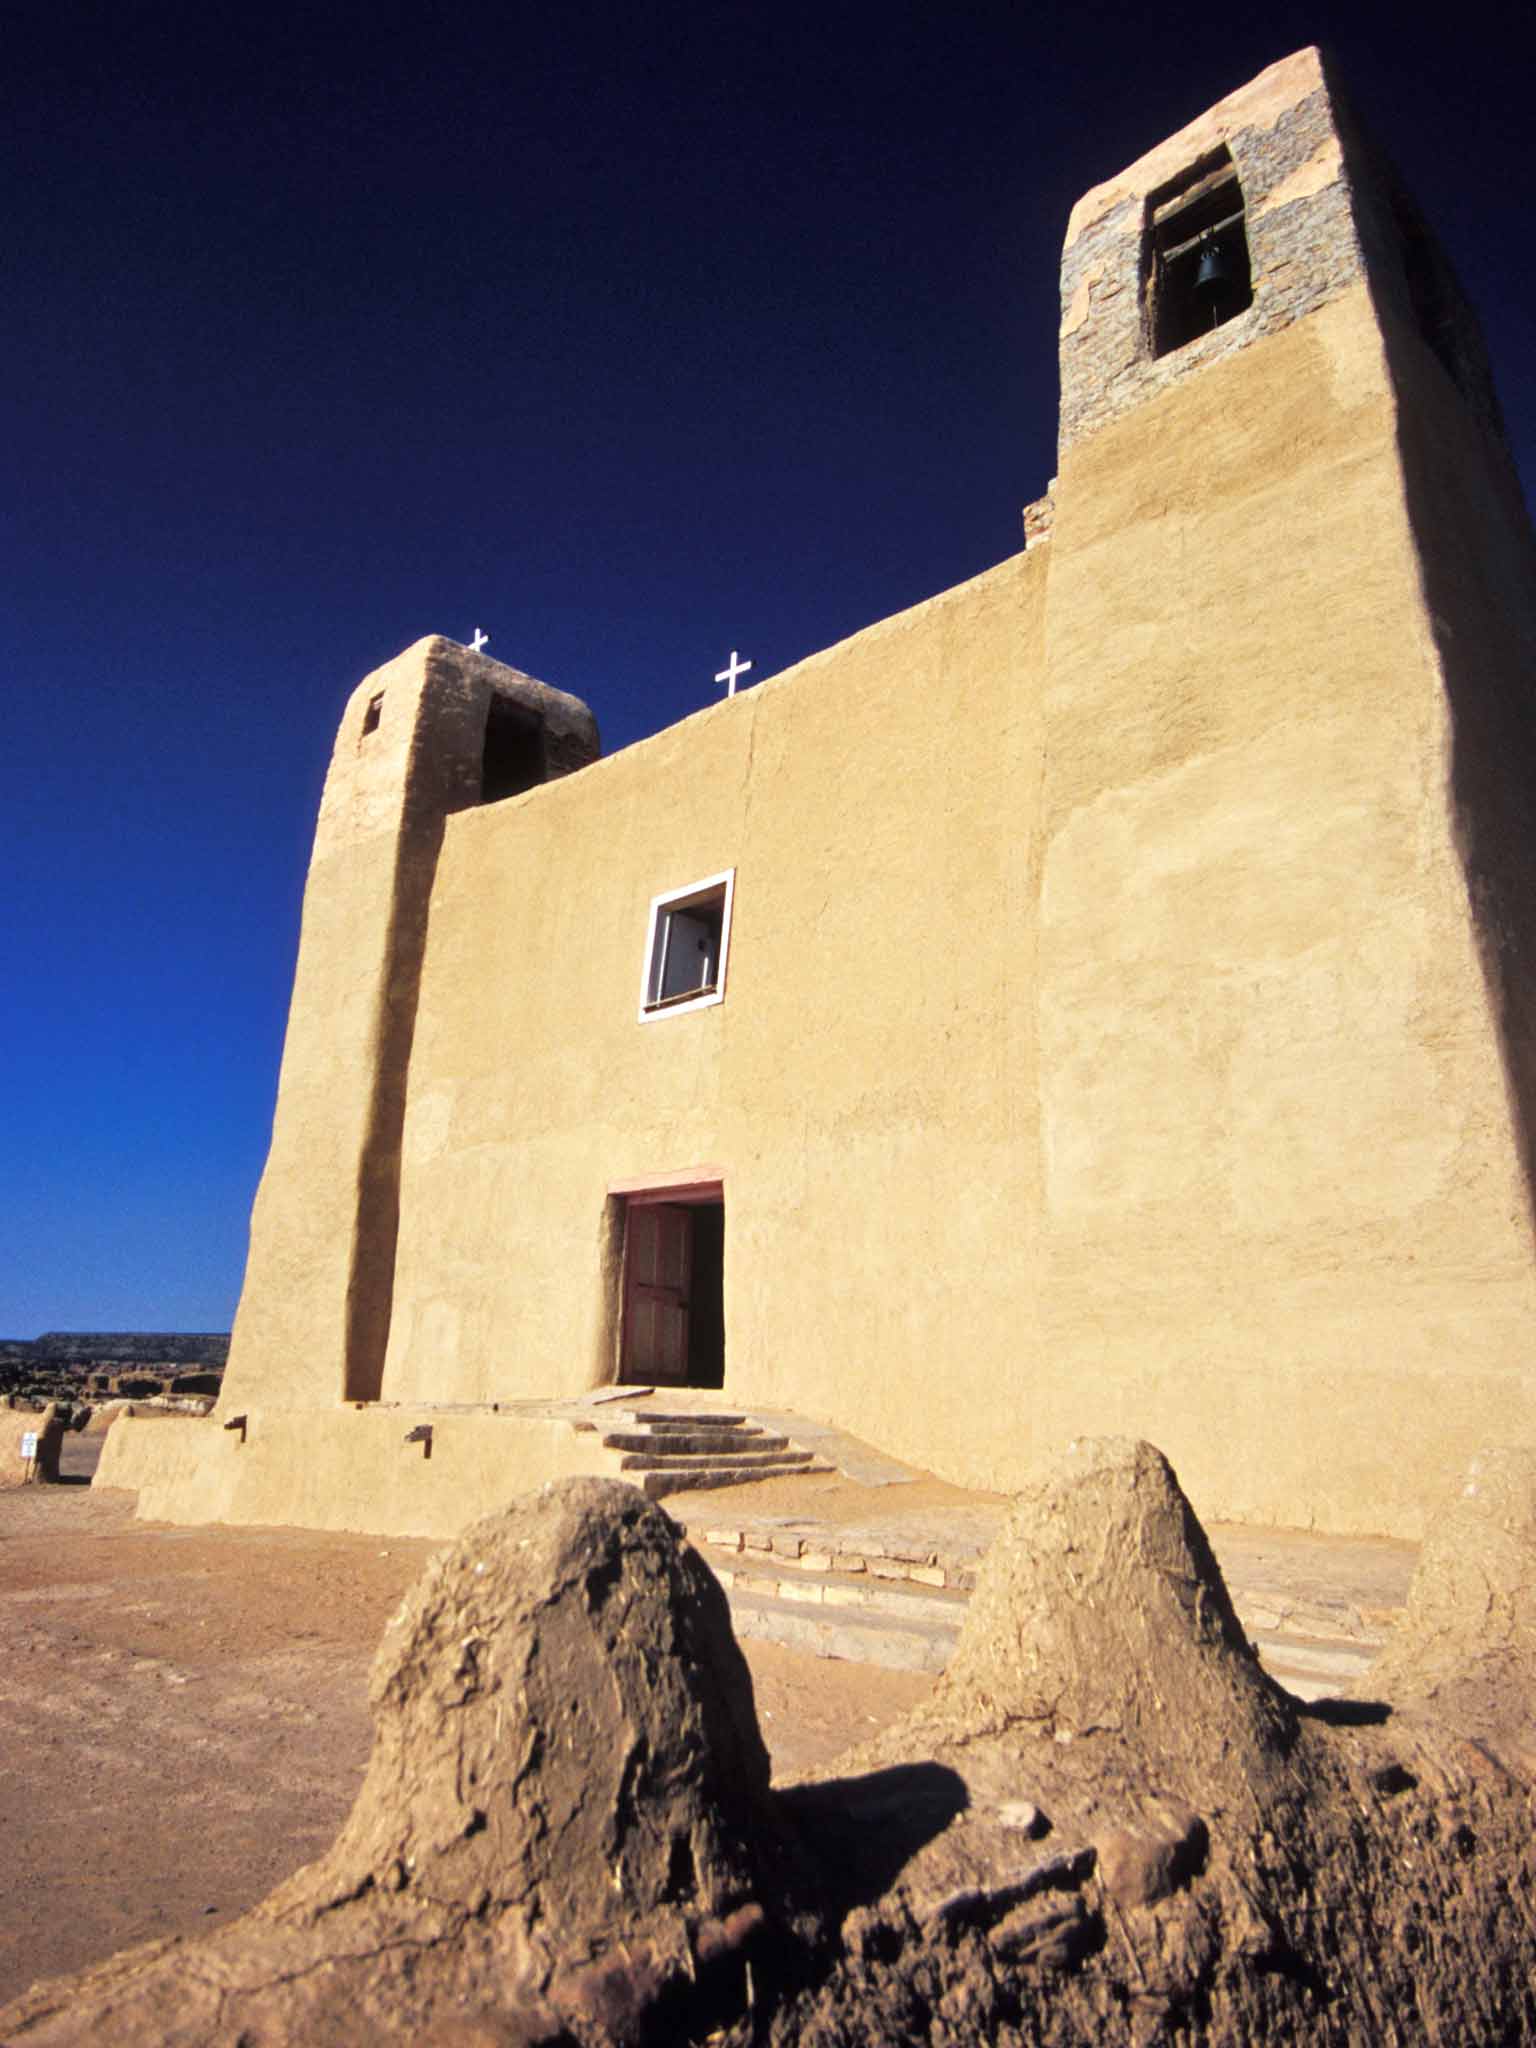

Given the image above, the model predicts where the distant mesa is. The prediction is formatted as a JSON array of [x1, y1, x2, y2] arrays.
[[0, 1333, 229, 1411], [19, 1332, 230, 1366]]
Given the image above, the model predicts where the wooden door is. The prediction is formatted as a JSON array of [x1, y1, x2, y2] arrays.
[[622, 1202, 692, 1383]]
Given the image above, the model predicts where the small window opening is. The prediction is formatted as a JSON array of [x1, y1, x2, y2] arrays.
[[1146, 149, 1253, 358], [481, 692, 547, 803], [361, 693, 383, 738], [649, 898, 723, 1006], [639, 871, 734, 1020]]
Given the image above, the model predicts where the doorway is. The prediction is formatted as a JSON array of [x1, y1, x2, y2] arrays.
[[618, 1185, 725, 1388]]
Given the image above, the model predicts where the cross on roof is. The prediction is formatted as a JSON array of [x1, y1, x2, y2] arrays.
[[714, 649, 753, 697], [468, 628, 489, 654]]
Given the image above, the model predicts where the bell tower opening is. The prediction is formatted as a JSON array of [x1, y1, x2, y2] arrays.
[[481, 691, 547, 803], [1145, 147, 1253, 357]]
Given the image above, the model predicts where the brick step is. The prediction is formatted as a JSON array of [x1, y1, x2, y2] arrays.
[[727, 1583, 1382, 1692], [634, 1460, 832, 1499], [602, 1429, 789, 1456], [726, 1587, 958, 1674], [697, 1525, 980, 1593], [691, 1532, 1388, 1696], [706, 1551, 968, 1628], [724, 1592, 1382, 1699], [616, 1447, 817, 1473]]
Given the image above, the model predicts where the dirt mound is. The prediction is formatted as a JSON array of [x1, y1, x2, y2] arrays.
[[1362, 1442, 1536, 1748], [773, 1437, 1536, 2044], [7, 1445, 1536, 2045], [929, 1436, 1295, 1781], [0, 1478, 781, 2045]]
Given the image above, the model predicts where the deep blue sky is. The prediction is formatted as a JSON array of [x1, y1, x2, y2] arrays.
[[5, 1, 1533, 1335]]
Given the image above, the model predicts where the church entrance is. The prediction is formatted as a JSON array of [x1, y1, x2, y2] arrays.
[[618, 1184, 724, 1388]]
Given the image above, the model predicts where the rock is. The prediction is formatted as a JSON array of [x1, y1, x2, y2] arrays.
[[1095, 1805, 1207, 1909], [997, 1798, 1047, 1836], [989, 1890, 1095, 1969]]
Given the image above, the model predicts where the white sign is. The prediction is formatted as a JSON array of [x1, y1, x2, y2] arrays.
[[19, 1433, 37, 1460]]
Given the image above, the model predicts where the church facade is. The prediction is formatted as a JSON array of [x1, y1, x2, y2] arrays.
[[103, 49, 1536, 1539]]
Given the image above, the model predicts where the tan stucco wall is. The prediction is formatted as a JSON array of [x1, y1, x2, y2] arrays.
[[221, 639, 594, 1416], [220, 640, 483, 1414], [380, 551, 1048, 1493], [1033, 283, 1536, 1533], [95, 1409, 607, 1539]]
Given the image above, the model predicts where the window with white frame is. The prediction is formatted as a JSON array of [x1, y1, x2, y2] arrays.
[[639, 870, 735, 1020]]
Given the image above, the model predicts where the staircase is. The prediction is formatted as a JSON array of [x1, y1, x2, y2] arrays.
[[688, 1516, 1394, 1700], [545, 1396, 1407, 1702], [589, 1408, 831, 1498]]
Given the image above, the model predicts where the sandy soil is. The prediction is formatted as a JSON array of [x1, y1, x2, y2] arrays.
[[0, 1448, 932, 2010]]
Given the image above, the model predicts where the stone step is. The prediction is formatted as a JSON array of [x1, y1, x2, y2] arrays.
[[634, 1459, 832, 1499], [614, 1409, 748, 1428], [1230, 1592, 1393, 1649], [693, 1535, 1388, 1694], [616, 1447, 817, 1473], [1251, 1634, 1379, 1679], [1250, 1633, 1379, 1702], [721, 1587, 1383, 1696], [611, 1417, 762, 1434], [727, 1583, 1383, 1691], [708, 1553, 968, 1629], [726, 1586, 958, 1674], [697, 1526, 979, 1593], [601, 1429, 788, 1456]]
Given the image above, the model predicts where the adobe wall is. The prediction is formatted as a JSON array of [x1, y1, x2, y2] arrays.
[[93, 1407, 608, 1538], [380, 549, 1048, 1492], [221, 640, 597, 1415], [1033, 277, 1536, 1534]]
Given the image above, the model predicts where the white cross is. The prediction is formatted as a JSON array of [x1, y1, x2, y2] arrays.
[[468, 628, 489, 654], [714, 649, 753, 697]]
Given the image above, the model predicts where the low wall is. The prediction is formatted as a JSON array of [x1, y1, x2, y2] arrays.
[[93, 1407, 611, 1539]]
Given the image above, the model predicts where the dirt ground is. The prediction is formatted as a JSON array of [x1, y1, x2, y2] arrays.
[[0, 1444, 932, 2010]]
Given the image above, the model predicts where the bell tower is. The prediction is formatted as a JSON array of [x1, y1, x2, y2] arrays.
[[221, 638, 599, 1415], [1033, 48, 1536, 1530]]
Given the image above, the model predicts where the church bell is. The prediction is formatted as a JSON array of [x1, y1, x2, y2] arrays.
[[1194, 236, 1233, 298]]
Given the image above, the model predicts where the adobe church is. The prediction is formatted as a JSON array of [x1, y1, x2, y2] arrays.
[[102, 48, 1536, 1541]]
